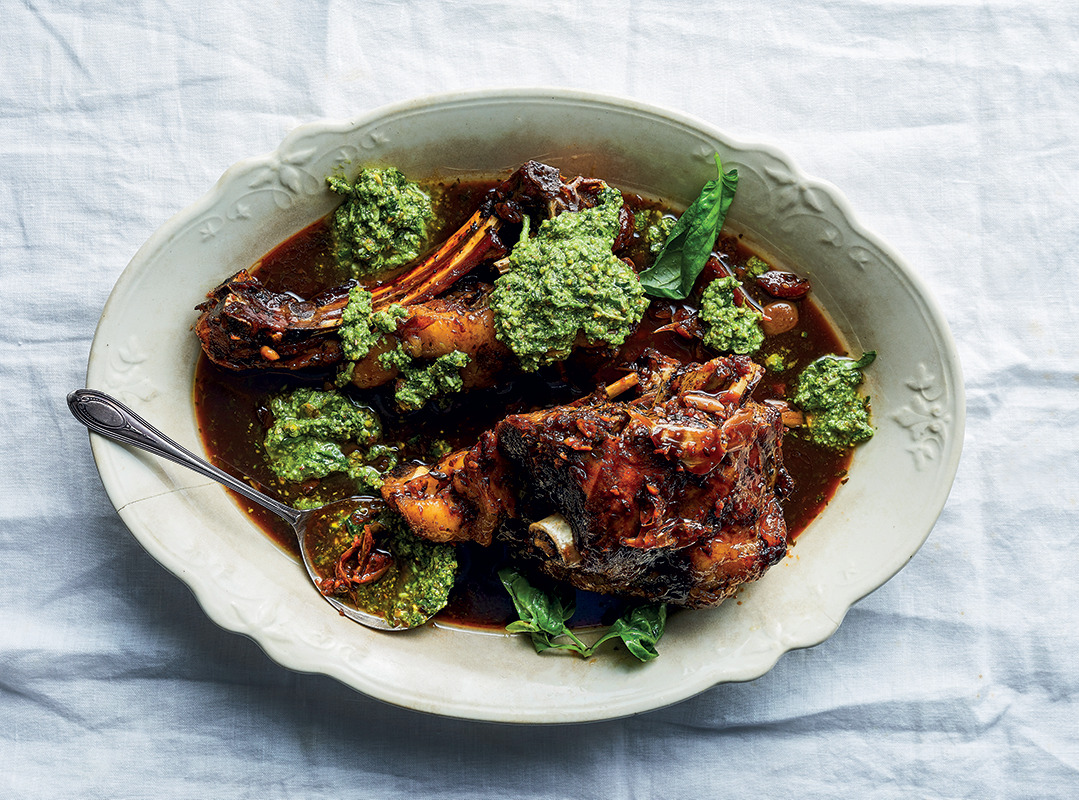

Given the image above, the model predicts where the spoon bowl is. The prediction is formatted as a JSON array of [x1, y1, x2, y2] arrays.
[[68, 388, 407, 631]]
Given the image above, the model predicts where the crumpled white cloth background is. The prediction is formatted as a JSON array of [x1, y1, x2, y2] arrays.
[[2, 1, 1076, 796]]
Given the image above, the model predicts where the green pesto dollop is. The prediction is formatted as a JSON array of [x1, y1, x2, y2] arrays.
[[264, 387, 382, 488], [338, 285, 406, 361], [328, 167, 433, 278], [743, 255, 771, 279], [378, 345, 471, 411], [698, 275, 765, 355], [346, 442, 400, 490], [489, 186, 648, 371], [792, 352, 877, 450], [371, 513, 457, 628], [764, 351, 791, 373], [643, 211, 677, 256]]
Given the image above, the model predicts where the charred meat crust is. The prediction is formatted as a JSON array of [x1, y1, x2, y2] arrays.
[[381, 355, 792, 608], [494, 389, 788, 608], [194, 270, 348, 371]]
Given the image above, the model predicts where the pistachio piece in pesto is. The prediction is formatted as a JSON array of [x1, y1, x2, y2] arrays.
[[743, 255, 771, 280], [792, 352, 876, 450], [489, 185, 648, 371], [328, 167, 433, 278], [698, 275, 765, 355]]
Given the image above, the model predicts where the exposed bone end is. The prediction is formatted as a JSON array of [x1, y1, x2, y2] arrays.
[[370, 210, 504, 309], [781, 409, 805, 428], [721, 374, 752, 403], [529, 514, 581, 567], [681, 391, 727, 414], [603, 372, 639, 400], [763, 398, 805, 428]]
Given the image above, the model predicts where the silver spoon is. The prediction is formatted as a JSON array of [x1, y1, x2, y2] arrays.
[[67, 388, 405, 631]]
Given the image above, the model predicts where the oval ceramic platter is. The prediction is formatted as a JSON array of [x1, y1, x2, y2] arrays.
[[86, 90, 963, 723]]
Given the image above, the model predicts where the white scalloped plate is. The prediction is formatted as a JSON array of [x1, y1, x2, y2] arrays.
[[86, 89, 963, 723]]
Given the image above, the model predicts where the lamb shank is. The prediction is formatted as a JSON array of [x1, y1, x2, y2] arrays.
[[381, 352, 791, 608], [193, 160, 634, 378]]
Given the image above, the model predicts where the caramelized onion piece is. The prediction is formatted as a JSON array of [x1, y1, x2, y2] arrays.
[[755, 270, 811, 299]]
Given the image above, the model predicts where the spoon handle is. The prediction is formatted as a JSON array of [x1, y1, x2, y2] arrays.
[[68, 389, 302, 527]]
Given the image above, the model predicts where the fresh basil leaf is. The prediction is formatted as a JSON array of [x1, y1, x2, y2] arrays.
[[498, 568, 574, 637], [638, 154, 738, 300], [852, 351, 877, 370], [505, 619, 539, 634], [529, 632, 557, 653], [499, 568, 668, 661], [589, 604, 667, 662], [531, 631, 591, 657], [513, 624, 564, 654]]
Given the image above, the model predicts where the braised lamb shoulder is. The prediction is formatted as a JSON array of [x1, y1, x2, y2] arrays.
[[381, 353, 792, 608]]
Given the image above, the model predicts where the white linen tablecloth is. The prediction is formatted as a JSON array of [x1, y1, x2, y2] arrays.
[[2, 1, 1077, 796]]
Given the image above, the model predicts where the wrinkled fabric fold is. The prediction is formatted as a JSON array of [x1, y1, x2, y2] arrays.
[[2, 0, 1077, 796]]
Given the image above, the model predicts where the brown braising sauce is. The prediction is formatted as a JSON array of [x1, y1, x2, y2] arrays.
[[193, 178, 853, 629]]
